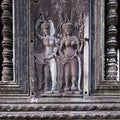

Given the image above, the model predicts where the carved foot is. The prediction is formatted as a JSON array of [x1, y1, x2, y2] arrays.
[[74, 90, 82, 94], [78, 88, 82, 93], [41, 90, 61, 97], [64, 87, 70, 91], [44, 91, 54, 94], [52, 90, 60, 94], [44, 90, 59, 94], [71, 86, 77, 91]]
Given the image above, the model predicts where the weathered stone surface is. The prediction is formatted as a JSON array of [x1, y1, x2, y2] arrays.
[[0, 0, 120, 119]]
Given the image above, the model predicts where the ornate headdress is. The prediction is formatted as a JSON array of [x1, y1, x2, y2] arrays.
[[62, 22, 73, 30], [41, 21, 50, 30]]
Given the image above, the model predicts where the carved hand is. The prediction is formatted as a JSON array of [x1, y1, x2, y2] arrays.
[[45, 54, 55, 60], [62, 56, 69, 64]]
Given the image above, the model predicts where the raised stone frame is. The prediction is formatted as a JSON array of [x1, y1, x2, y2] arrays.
[[0, 0, 29, 97], [91, 0, 120, 95], [0, 0, 120, 119]]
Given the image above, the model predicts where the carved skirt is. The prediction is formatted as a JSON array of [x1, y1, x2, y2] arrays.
[[64, 57, 78, 77]]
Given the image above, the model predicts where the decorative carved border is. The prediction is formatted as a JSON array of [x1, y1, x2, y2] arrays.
[[0, 103, 120, 111], [91, 0, 120, 95], [0, 103, 120, 119], [1, 112, 120, 119], [0, 0, 29, 96], [0, 111, 120, 119], [1, 0, 13, 81], [105, 0, 118, 80]]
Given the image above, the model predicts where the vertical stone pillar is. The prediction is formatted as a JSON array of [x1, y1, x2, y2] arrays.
[[1, 0, 13, 81], [106, 0, 118, 80]]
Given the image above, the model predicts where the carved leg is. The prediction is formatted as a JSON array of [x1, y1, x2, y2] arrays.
[[64, 62, 70, 91], [44, 64, 50, 92], [71, 58, 78, 91], [64, 77, 70, 91], [50, 58, 57, 92], [71, 76, 77, 91]]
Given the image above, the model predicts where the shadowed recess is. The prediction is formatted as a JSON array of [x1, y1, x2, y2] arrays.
[[0, 1, 3, 81]]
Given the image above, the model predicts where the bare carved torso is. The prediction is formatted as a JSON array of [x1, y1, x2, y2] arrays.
[[62, 36, 79, 58], [43, 36, 57, 58]]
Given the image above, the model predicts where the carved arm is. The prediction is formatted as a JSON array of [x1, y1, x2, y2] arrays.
[[59, 39, 65, 57]]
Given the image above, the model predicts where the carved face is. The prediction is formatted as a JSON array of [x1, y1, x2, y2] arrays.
[[64, 27, 72, 35], [42, 25, 50, 35], [41, 22, 50, 36], [63, 23, 73, 35]]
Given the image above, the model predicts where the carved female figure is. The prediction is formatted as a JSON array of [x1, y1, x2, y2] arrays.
[[60, 22, 81, 92], [36, 20, 58, 93]]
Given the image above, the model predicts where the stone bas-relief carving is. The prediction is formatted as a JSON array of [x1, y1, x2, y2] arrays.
[[35, 20, 83, 95], [34, 0, 85, 96], [35, 19, 59, 94], [59, 22, 82, 93]]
